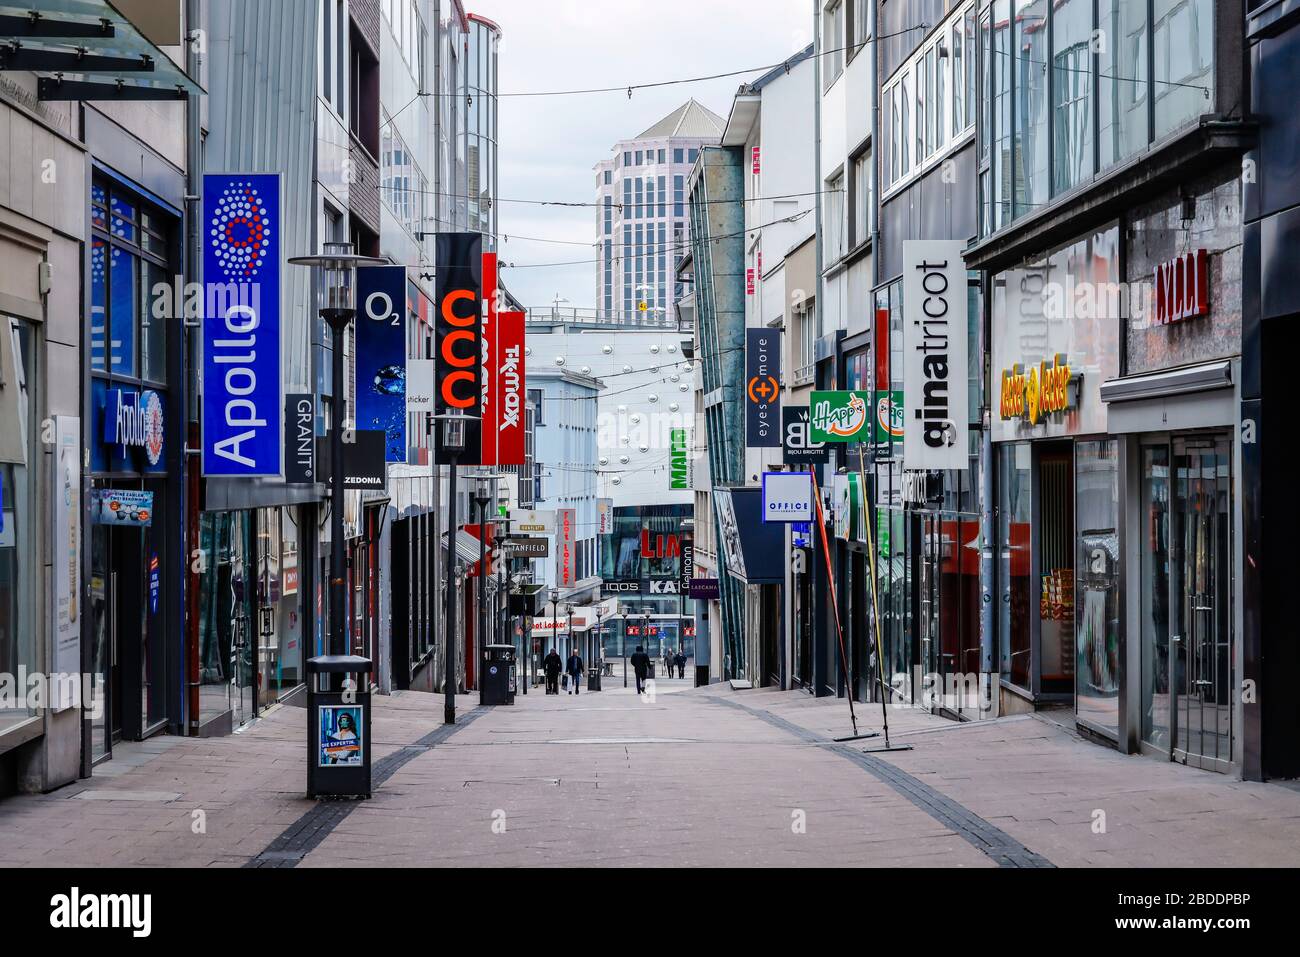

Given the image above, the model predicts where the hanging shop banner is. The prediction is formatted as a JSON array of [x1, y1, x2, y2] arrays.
[[597, 498, 614, 535], [406, 358, 435, 414], [480, 252, 499, 465], [679, 529, 695, 593], [762, 471, 814, 523], [502, 536, 549, 558], [687, 578, 720, 600], [51, 416, 81, 708], [874, 390, 904, 445], [670, 427, 689, 489], [434, 233, 483, 464], [902, 240, 968, 470], [809, 390, 871, 443], [496, 309, 527, 465], [103, 388, 165, 468], [284, 393, 315, 484], [355, 265, 408, 463], [202, 172, 282, 476], [316, 429, 386, 489], [318, 705, 363, 766], [745, 328, 781, 448], [556, 507, 576, 587], [93, 488, 154, 526], [782, 406, 829, 464], [511, 509, 556, 534], [833, 472, 865, 541], [713, 486, 784, 583]]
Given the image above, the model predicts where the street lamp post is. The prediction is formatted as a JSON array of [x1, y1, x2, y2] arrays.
[[549, 587, 560, 681], [432, 411, 475, 724], [565, 603, 575, 666], [472, 474, 497, 693], [644, 612, 653, 677], [288, 243, 384, 663]]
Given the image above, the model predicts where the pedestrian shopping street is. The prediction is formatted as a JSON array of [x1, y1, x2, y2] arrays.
[[3, 676, 1299, 869]]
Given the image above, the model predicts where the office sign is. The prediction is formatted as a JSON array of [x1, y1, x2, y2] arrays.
[[355, 265, 408, 463], [809, 390, 871, 443], [104, 388, 164, 467], [745, 328, 781, 447], [496, 309, 527, 465], [782, 406, 828, 464], [434, 233, 483, 464], [902, 240, 968, 470], [511, 509, 555, 534], [318, 429, 386, 489], [762, 471, 813, 523], [669, 427, 689, 489], [202, 172, 281, 476], [284, 393, 315, 484], [556, 507, 576, 587]]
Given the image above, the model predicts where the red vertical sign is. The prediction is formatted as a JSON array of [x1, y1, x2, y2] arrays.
[[480, 252, 498, 465], [874, 306, 890, 389], [496, 310, 527, 465]]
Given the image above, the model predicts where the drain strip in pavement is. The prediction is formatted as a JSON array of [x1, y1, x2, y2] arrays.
[[246, 707, 484, 869], [704, 695, 1053, 868]]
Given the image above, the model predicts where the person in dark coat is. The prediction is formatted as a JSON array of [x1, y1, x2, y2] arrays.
[[543, 648, 563, 695], [565, 649, 584, 695], [630, 645, 651, 695], [674, 651, 687, 679]]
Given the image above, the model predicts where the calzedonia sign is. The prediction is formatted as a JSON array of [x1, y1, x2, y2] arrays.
[[901, 240, 968, 471]]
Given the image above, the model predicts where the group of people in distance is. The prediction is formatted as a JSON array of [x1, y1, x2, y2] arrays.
[[541, 645, 687, 695]]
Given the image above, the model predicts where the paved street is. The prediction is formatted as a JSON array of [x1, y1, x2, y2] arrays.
[[3, 678, 1299, 869]]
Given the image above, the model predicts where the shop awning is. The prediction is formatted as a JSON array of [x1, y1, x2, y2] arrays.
[[441, 530, 483, 568], [0, 1, 204, 101]]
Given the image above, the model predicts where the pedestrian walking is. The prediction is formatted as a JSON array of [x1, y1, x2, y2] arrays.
[[543, 648, 562, 695], [630, 644, 650, 695], [566, 648, 584, 695], [674, 651, 687, 679]]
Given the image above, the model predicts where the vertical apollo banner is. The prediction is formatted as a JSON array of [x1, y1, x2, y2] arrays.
[[434, 233, 483, 464], [745, 327, 781, 447], [902, 240, 968, 470], [496, 310, 527, 465], [355, 265, 408, 462], [202, 173, 282, 475]]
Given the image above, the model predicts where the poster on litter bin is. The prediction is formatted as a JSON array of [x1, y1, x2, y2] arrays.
[[318, 705, 363, 767]]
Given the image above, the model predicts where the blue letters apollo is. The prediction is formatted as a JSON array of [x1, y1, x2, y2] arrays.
[[202, 173, 282, 476]]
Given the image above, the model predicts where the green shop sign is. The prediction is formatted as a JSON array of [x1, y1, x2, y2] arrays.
[[669, 428, 689, 490], [809, 391, 872, 443], [874, 390, 903, 444]]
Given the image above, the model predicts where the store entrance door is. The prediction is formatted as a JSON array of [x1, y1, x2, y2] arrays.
[[1139, 433, 1233, 772]]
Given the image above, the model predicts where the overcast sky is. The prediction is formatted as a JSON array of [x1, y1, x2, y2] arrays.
[[466, 0, 813, 311]]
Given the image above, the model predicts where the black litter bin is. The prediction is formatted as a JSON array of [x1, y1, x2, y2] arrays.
[[481, 644, 516, 705], [306, 655, 373, 799], [587, 663, 602, 691]]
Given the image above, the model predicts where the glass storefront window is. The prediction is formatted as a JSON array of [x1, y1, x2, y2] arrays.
[[1139, 445, 1171, 749], [197, 512, 256, 728], [999, 444, 1032, 689], [0, 320, 36, 735], [1075, 440, 1120, 737], [256, 507, 304, 708]]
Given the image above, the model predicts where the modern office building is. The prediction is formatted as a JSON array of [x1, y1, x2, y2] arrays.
[[594, 99, 725, 324]]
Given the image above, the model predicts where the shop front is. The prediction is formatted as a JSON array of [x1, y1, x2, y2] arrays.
[[194, 505, 313, 734], [714, 487, 785, 687], [87, 170, 186, 763], [989, 201, 1243, 772]]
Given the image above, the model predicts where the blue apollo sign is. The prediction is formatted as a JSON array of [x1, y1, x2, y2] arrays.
[[201, 173, 282, 476]]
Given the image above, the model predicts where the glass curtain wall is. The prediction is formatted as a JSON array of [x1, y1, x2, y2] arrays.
[[980, 0, 1214, 235]]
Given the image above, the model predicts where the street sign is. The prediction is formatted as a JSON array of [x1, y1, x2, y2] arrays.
[[762, 471, 813, 522]]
